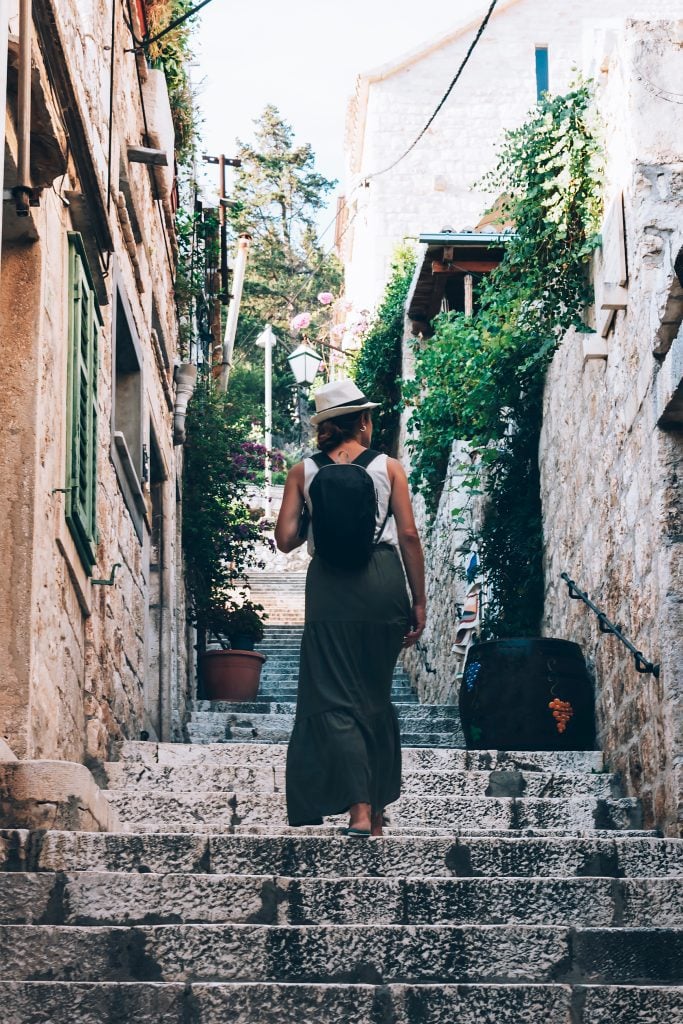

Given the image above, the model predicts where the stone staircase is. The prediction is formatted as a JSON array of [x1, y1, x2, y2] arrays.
[[1, 567, 682, 1021]]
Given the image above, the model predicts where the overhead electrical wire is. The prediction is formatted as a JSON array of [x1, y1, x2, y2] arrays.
[[311, 0, 501, 255], [364, 0, 500, 183], [126, 0, 217, 52]]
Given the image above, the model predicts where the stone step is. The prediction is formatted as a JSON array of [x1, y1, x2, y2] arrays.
[[1, 923, 681, 984], [103, 762, 621, 799], [6, 830, 679, 878], [253, 694, 418, 704], [115, 741, 605, 773], [184, 724, 464, 749], [102, 790, 643, 833], [1, 981, 682, 1024], [1, 872, 680, 928], [192, 702, 455, 720]]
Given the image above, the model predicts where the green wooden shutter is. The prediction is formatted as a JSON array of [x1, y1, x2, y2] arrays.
[[65, 233, 102, 572]]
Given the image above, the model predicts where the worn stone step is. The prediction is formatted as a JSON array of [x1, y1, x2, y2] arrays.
[[2, 872, 681, 928], [103, 789, 642, 833], [5, 830, 680, 878], [103, 762, 620, 800], [184, 729, 465, 748], [192, 702, 446, 720], [185, 724, 465, 747], [1, 923, 682, 984], [189, 710, 459, 730], [1, 981, 682, 1024], [114, 741, 605, 773]]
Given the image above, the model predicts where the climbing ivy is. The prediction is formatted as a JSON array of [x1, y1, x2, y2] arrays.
[[403, 84, 602, 637], [353, 245, 417, 455]]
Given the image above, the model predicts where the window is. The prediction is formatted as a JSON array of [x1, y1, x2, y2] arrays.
[[65, 233, 102, 573], [111, 279, 146, 541], [535, 46, 549, 99]]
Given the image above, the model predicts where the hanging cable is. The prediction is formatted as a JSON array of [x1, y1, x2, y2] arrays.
[[365, 0, 499, 182], [127, 0, 216, 52]]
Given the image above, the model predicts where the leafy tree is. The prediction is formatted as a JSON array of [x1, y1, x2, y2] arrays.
[[227, 106, 342, 441], [353, 245, 416, 455], [404, 84, 602, 637]]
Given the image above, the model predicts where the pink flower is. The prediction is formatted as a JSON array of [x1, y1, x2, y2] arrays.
[[317, 291, 334, 305], [330, 324, 346, 342], [290, 312, 311, 332]]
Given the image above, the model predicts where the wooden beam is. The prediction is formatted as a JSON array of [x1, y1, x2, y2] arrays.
[[431, 259, 499, 275], [127, 145, 169, 167]]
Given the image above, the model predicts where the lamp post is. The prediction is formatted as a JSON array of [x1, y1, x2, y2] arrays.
[[287, 343, 323, 446]]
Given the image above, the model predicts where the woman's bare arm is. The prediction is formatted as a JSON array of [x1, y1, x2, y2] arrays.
[[274, 462, 306, 553], [388, 458, 426, 647]]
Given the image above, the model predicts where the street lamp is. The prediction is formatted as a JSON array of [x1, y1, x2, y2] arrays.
[[288, 344, 323, 447], [287, 344, 323, 387]]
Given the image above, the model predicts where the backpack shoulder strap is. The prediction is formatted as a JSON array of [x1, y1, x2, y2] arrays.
[[352, 448, 382, 469], [310, 452, 334, 468]]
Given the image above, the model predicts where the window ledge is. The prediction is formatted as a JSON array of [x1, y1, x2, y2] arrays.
[[112, 431, 149, 540]]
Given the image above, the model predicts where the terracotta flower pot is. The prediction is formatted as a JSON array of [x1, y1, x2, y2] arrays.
[[200, 649, 266, 702]]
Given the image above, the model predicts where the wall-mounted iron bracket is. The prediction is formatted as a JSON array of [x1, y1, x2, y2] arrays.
[[92, 563, 122, 587]]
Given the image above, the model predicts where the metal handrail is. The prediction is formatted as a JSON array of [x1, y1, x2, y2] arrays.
[[560, 573, 660, 678]]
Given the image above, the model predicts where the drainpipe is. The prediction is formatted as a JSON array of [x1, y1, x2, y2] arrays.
[[0, 0, 10, 271], [218, 232, 251, 392], [173, 362, 198, 445], [13, 0, 31, 216]]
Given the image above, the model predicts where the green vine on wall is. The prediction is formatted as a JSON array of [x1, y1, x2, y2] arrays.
[[403, 84, 602, 637], [353, 245, 417, 455], [146, 0, 198, 165]]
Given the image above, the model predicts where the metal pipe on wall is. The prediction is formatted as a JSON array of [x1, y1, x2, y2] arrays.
[[218, 232, 251, 392], [0, 0, 11, 270], [14, 0, 31, 215]]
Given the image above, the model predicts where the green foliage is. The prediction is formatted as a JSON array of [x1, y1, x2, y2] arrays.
[[146, 0, 199, 165], [227, 106, 343, 441], [353, 245, 416, 455], [404, 84, 602, 637], [182, 372, 269, 629], [205, 600, 267, 649]]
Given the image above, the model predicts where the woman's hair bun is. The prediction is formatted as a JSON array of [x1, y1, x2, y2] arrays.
[[316, 410, 364, 452]]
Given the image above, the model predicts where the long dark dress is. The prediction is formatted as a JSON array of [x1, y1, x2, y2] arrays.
[[286, 543, 410, 826]]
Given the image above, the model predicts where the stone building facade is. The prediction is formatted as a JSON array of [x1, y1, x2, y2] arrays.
[[341, 0, 681, 317], [540, 19, 683, 837], [395, 16, 683, 837], [0, 0, 192, 771]]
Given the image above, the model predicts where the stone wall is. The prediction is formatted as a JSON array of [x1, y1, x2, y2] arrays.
[[540, 19, 683, 837], [343, 0, 682, 315], [0, 0, 190, 763], [401, 442, 472, 705]]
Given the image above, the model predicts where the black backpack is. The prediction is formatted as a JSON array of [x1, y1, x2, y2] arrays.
[[308, 449, 390, 570]]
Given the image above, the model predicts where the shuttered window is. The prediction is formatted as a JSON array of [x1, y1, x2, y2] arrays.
[[65, 233, 102, 572]]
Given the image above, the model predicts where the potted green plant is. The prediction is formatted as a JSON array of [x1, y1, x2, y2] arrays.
[[182, 372, 271, 701], [199, 600, 268, 701], [217, 600, 267, 651]]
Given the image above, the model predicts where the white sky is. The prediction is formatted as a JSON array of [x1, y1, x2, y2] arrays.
[[194, 0, 487, 220]]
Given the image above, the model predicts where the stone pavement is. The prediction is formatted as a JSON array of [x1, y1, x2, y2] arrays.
[[0, 570, 682, 1021]]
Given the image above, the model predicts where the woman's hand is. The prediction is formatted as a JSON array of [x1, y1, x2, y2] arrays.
[[403, 601, 426, 647], [274, 463, 306, 553]]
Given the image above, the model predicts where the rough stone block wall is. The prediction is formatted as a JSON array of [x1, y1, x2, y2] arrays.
[[401, 443, 472, 705], [540, 20, 683, 836], [0, 0, 189, 763]]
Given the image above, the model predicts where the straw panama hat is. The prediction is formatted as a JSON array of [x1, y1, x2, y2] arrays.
[[310, 379, 380, 426]]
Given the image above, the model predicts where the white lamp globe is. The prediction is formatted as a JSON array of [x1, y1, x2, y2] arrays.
[[287, 344, 323, 387]]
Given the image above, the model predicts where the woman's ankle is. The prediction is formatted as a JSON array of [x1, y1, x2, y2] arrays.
[[348, 802, 372, 831]]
